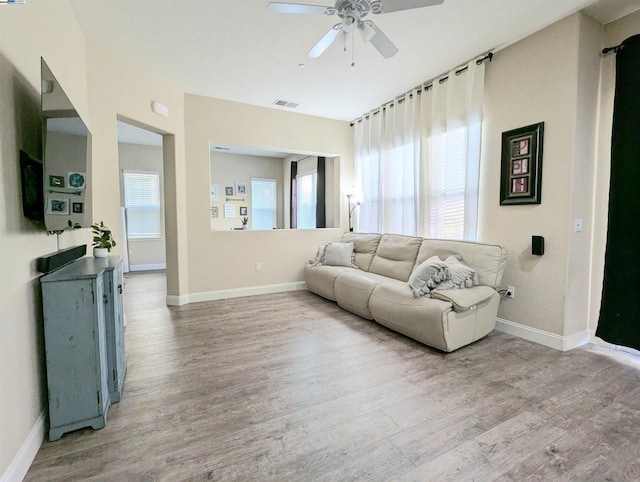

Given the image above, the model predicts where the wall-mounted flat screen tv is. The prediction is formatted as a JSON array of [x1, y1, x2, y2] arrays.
[[41, 58, 92, 231]]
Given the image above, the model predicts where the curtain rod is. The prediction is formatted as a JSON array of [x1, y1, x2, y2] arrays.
[[602, 44, 623, 55], [350, 52, 494, 126]]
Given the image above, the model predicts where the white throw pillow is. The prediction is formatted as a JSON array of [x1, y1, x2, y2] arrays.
[[408, 256, 449, 298], [310, 244, 328, 266], [323, 242, 356, 267], [436, 255, 478, 290]]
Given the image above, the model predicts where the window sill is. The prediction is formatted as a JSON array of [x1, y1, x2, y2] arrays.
[[128, 237, 163, 241]]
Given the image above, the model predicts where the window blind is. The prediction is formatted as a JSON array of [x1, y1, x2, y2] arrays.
[[123, 170, 162, 239], [297, 172, 317, 229], [251, 178, 277, 230]]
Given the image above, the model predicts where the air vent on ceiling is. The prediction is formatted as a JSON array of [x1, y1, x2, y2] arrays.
[[273, 99, 299, 109]]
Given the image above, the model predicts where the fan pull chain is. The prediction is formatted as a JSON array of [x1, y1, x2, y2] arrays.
[[351, 32, 355, 67]]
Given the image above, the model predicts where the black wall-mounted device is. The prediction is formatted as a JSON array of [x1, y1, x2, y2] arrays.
[[532, 235, 545, 256]]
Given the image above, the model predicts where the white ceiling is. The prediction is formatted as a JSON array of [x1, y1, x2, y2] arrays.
[[70, 0, 636, 123]]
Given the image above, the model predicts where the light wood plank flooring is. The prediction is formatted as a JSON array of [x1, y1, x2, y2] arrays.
[[26, 272, 640, 481]]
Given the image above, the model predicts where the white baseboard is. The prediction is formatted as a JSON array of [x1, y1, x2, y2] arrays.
[[495, 318, 589, 351], [166, 281, 307, 306], [589, 330, 640, 358], [1, 411, 45, 482], [129, 263, 166, 272], [166, 294, 190, 306]]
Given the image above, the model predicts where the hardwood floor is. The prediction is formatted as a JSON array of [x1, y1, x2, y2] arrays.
[[26, 271, 640, 481]]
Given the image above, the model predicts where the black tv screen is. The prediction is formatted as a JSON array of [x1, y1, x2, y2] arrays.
[[19, 150, 44, 222]]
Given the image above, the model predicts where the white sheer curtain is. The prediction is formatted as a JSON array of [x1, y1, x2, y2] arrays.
[[354, 59, 485, 240]]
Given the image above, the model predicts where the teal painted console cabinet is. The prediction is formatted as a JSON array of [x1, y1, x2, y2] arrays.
[[41, 256, 126, 441]]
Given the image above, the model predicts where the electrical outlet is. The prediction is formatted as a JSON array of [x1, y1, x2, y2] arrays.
[[255, 263, 262, 271], [506, 286, 515, 299]]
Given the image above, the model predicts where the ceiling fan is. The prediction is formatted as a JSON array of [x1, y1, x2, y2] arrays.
[[267, 0, 445, 60]]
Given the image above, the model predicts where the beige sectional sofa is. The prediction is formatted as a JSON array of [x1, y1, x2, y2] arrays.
[[304, 233, 508, 352]]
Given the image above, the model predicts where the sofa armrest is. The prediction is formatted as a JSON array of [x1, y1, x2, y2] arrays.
[[431, 286, 497, 311]]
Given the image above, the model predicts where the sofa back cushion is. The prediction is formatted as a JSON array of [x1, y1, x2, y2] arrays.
[[368, 234, 422, 281], [341, 232, 381, 271], [414, 239, 508, 288]]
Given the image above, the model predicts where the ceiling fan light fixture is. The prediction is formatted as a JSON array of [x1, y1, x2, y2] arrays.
[[342, 14, 357, 33]]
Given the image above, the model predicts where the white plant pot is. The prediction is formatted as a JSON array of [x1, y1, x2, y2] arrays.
[[242, 225, 248, 230], [93, 247, 108, 258]]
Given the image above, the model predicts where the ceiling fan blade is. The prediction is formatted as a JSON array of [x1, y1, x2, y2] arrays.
[[364, 21, 398, 58], [359, 20, 376, 42], [267, 2, 332, 15], [374, 0, 444, 14], [307, 24, 342, 58]]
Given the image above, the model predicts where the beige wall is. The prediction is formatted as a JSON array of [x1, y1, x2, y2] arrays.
[[480, 12, 603, 338], [118, 142, 167, 269], [564, 14, 603, 338], [0, 0, 89, 475], [85, 41, 188, 297], [210, 151, 285, 231], [184, 94, 352, 295], [480, 14, 581, 335], [589, 10, 640, 331]]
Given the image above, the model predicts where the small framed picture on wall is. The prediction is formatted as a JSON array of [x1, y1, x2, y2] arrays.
[[210, 184, 220, 202], [47, 197, 69, 215], [500, 122, 544, 205], [239, 206, 247, 216], [225, 186, 234, 196], [236, 182, 247, 196], [49, 175, 64, 188]]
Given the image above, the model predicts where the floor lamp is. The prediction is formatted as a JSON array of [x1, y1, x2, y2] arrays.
[[347, 193, 360, 232]]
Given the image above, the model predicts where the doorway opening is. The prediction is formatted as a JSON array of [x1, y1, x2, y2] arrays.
[[117, 121, 166, 273]]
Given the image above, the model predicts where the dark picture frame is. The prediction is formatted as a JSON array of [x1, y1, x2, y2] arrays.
[[239, 206, 247, 216], [500, 122, 544, 205], [49, 175, 64, 188], [225, 186, 234, 196]]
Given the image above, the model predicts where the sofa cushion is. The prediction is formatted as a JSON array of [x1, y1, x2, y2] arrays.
[[369, 282, 453, 351], [369, 234, 423, 282], [303, 264, 350, 301], [432, 286, 497, 311], [323, 242, 356, 267], [341, 232, 381, 271], [414, 239, 507, 288], [334, 271, 398, 320]]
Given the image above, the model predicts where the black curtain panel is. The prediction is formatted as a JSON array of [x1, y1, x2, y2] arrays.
[[596, 34, 640, 351], [290, 161, 297, 229], [316, 157, 326, 228]]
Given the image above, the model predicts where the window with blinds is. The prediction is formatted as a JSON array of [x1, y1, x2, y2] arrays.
[[427, 126, 469, 240], [297, 172, 317, 229], [251, 178, 277, 230], [123, 170, 162, 239]]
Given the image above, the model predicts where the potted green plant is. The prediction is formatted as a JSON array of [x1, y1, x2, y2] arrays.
[[241, 217, 249, 230], [91, 221, 116, 258]]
